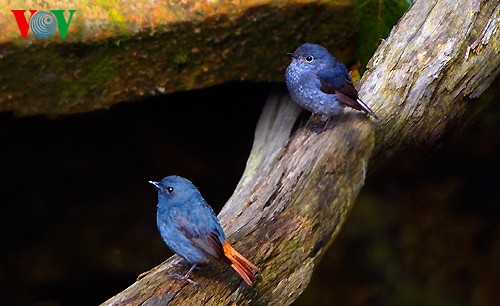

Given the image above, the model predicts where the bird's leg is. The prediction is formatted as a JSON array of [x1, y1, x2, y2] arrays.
[[322, 115, 331, 131], [305, 113, 318, 127], [168, 263, 199, 286], [306, 114, 330, 132]]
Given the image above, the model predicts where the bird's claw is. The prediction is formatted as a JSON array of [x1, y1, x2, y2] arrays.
[[168, 272, 199, 286]]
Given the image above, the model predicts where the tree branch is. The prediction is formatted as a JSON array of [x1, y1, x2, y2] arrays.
[[102, 0, 499, 304]]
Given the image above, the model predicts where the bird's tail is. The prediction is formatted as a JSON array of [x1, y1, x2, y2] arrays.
[[356, 98, 379, 120], [222, 240, 260, 286]]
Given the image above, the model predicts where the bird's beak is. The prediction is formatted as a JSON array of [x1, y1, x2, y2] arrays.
[[286, 52, 298, 59], [149, 181, 160, 189]]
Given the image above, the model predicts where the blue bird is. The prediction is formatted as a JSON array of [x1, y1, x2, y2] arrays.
[[286, 43, 378, 120], [150, 175, 260, 286]]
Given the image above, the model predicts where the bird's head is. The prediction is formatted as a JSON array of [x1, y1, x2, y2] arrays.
[[286, 43, 333, 71], [149, 175, 201, 204]]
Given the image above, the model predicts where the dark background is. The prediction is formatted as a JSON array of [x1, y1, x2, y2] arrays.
[[0, 81, 499, 305]]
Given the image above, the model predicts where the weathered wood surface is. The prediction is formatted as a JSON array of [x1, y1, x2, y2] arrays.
[[103, 0, 499, 305]]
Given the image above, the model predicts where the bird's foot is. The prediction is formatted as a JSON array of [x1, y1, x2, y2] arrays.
[[168, 263, 199, 286], [168, 272, 199, 286], [306, 114, 330, 133]]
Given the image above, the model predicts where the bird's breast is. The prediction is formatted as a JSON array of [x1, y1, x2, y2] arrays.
[[285, 67, 344, 116]]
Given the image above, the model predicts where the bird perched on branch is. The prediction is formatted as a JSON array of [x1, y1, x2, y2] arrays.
[[150, 175, 260, 286], [286, 43, 378, 122]]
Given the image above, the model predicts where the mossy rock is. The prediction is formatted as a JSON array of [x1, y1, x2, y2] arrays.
[[0, 0, 409, 116]]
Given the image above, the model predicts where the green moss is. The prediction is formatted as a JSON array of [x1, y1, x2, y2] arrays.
[[109, 10, 127, 31], [171, 49, 191, 67], [94, 0, 128, 32]]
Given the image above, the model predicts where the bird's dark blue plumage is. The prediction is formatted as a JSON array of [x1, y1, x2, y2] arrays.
[[317, 68, 348, 89], [150, 175, 259, 286], [285, 43, 378, 119]]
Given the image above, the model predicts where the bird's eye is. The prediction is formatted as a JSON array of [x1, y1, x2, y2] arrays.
[[166, 187, 174, 194], [305, 55, 314, 62]]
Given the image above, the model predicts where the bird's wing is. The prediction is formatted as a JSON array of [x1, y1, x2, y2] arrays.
[[318, 69, 378, 119], [175, 206, 229, 263], [317, 69, 363, 111], [189, 231, 229, 263]]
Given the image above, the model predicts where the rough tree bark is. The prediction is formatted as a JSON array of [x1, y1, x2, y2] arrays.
[[103, 0, 499, 305]]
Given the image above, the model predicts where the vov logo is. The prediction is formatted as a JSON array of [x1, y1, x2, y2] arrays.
[[11, 10, 76, 39]]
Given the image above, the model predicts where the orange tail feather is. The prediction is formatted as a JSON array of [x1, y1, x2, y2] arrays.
[[222, 240, 260, 286]]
